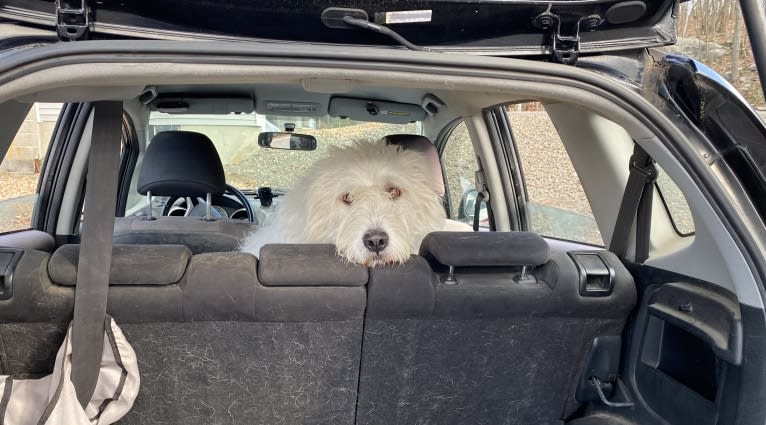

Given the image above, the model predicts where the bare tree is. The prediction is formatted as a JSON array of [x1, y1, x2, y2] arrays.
[[731, 3, 741, 82]]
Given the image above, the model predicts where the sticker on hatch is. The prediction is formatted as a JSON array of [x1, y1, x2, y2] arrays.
[[374, 10, 432, 25]]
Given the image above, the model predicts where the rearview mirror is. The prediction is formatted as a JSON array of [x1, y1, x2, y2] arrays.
[[258, 132, 317, 150]]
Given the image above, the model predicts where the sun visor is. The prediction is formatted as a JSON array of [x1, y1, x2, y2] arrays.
[[328, 97, 427, 123], [149, 96, 255, 114]]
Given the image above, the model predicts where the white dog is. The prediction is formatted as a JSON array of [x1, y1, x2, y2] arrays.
[[240, 140, 451, 266]]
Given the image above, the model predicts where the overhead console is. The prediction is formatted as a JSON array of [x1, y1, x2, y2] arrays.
[[147, 97, 255, 115], [139, 85, 446, 123], [140, 88, 255, 114], [329, 97, 426, 124]]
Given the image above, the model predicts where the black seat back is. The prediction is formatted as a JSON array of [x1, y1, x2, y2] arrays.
[[3, 233, 635, 424], [357, 232, 637, 425], [2, 243, 367, 425]]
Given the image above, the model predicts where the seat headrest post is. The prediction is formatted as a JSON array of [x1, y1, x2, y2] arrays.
[[205, 192, 213, 221], [144, 191, 155, 221], [442, 265, 458, 285], [514, 265, 538, 284]]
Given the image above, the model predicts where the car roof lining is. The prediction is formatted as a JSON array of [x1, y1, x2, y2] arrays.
[[15, 85, 148, 103], [13, 80, 513, 131], [1, 60, 760, 308], [3, 63, 637, 132]]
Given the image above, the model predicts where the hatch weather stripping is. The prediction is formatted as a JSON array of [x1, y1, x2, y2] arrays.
[[321, 7, 431, 52]]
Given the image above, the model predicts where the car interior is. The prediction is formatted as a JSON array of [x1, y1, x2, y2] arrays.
[[0, 48, 763, 425]]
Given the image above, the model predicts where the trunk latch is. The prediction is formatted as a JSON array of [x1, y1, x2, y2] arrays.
[[55, 0, 90, 41], [533, 10, 604, 65]]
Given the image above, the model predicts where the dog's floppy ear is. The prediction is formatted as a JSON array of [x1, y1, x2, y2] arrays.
[[381, 135, 445, 196]]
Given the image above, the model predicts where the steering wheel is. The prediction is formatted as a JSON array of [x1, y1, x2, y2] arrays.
[[161, 184, 255, 223]]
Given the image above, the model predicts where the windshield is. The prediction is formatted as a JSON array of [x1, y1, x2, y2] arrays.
[[146, 112, 421, 191]]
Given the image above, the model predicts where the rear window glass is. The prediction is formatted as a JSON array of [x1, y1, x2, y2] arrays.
[[656, 167, 695, 236]]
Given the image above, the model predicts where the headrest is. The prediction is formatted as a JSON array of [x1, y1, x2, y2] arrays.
[[420, 232, 550, 267], [258, 244, 368, 286], [138, 131, 226, 197], [49, 244, 191, 286], [383, 134, 445, 196]]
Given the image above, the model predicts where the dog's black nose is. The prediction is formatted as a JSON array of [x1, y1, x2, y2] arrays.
[[363, 230, 389, 254]]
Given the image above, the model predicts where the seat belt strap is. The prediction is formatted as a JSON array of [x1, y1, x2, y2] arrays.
[[609, 144, 657, 260], [71, 101, 123, 407], [635, 178, 654, 263], [473, 191, 486, 232], [473, 168, 490, 232]]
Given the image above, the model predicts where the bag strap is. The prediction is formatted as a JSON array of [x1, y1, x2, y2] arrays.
[[609, 144, 657, 261], [70, 101, 123, 407]]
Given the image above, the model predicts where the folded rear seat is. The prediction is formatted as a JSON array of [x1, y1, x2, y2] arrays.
[[1, 243, 367, 425], [4, 234, 635, 424], [357, 232, 637, 425]]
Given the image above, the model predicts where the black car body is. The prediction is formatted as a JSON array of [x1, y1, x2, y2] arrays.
[[0, 1, 764, 424]]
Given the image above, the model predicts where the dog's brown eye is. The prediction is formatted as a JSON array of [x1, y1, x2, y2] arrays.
[[388, 186, 402, 200], [341, 193, 353, 205]]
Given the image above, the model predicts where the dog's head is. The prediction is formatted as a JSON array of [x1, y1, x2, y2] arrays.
[[294, 140, 446, 266]]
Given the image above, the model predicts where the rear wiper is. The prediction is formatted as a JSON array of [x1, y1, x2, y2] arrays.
[[321, 7, 432, 52]]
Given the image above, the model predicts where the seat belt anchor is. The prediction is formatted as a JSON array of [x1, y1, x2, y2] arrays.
[[589, 376, 634, 408], [629, 157, 658, 183]]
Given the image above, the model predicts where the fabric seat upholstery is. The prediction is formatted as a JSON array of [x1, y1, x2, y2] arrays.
[[356, 231, 637, 425], [4, 243, 367, 424]]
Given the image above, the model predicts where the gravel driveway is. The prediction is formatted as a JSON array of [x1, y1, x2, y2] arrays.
[[0, 173, 38, 232]]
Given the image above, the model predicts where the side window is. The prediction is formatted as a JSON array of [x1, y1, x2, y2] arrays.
[[508, 102, 604, 245], [0, 103, 62, 233], [656, 167, 695, 236], [441, 121, 488, 228]]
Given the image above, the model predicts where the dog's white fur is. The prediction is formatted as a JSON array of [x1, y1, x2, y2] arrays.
[[240, 140, 448, 266]]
